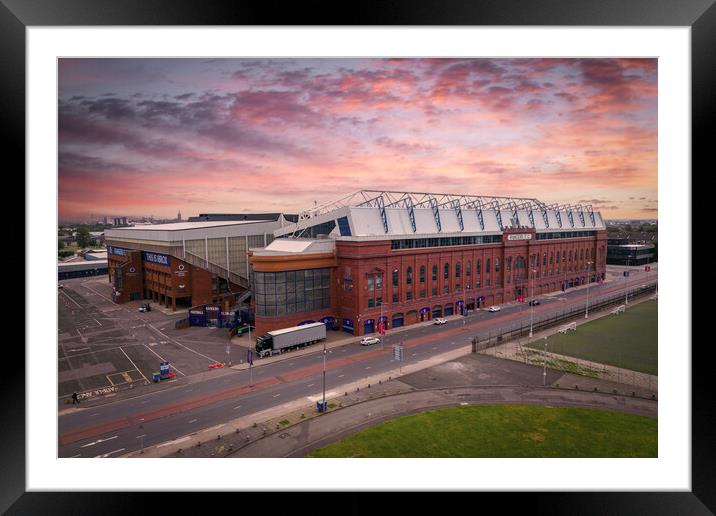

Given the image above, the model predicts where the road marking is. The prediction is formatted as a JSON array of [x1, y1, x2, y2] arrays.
[[142, 344, 186, 376], [158, 436, 191, 448], [338, 374, 345, 378], [307, 384, 314, 387], [70, 454, 81, 458], [119, 347, 149, 384], [90, 413, 100, 417], [365, 366, 371, 370], [148, 324, 219, 363], [273, 393, 281, 397], [67, 347, 90, 353], [233, 405, 242, 410], [81, 435, 118, 448], [136, 434, 147, 439], [95, 448, 125, 458], [188, 419, 197, 424], [184, 389, 193, 393]]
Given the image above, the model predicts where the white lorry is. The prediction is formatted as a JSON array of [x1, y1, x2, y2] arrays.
[[255, 322, 327, 358]]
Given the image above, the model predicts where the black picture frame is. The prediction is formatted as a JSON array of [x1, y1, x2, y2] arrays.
[[4, 0, 709, 512]]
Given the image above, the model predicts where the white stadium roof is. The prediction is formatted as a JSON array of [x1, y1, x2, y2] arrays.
[[274, 190, 605, 240]]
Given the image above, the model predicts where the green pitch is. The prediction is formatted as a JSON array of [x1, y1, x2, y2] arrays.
[[309, 404, 657, 458], [527, 299, 657, 375]]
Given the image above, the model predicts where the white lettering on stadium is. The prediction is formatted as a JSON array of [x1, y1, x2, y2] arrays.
[[507, 234, 533, 241]]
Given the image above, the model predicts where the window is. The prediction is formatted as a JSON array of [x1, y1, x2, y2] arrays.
[[368, 298, 375, 308], [367, 275, 374, 292], [486, 258, 491, 273], [444, 263, 450, 280], [456, 262, 461, 278], [392, 269, 399, 287], [407, 266, 413, 285], [506, 257, 512, 272], [392, 293, 399, 303], [432, 264, 438, 281], [466, 261, 471, 276], [420, 289, 426, 298], [477, 260, 481, 275], [376, 273, 382, 290], [495, 258, 500, 273], [432, 287, 438, 296], [406, 291, 413, 301], [543, 253, 547, 266], [376, 296, 382, 306], [420, 265, 426, 283], [443, 286, 449, 294]]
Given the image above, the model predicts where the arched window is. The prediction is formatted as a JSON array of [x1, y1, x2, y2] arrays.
[[392, 269, 399, 287], [444, 262, 450, 280], [543, 253, 547, 266], [432, 264, 438, 281], [486, 258, 491, 273], [507, 257, 512, 271], [455, 262, 461, 278], [476, 259, 481, 275], [495, 258, 500, 272], [406, 266, 413, 285], [466, 261, 471, 276], [420, 265, 425, 283], [580, 249, 584, 260]]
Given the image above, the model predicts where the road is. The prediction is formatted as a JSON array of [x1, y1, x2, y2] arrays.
[[59, 268, 657, 458]]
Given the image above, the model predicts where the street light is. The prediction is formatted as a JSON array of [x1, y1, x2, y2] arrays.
[[529, 267, 536, 338], [321, 336, 327, 410], [585, 260, 594, 319]]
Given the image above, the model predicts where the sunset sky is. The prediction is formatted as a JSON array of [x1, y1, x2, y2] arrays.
[[58, 58, 657, 222]]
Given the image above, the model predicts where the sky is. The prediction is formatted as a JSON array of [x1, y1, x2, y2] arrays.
[[58, 58, 657, 222]]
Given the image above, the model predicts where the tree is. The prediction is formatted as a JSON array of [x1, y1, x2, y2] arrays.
[[76, 227, 91, 248]]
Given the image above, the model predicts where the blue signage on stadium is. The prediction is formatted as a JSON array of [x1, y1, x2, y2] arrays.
[[143, 251, 171, 266], [108, 246, 128, 256]]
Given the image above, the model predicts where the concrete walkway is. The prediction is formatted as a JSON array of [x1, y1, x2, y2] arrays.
[[163, 385, 657, 458]]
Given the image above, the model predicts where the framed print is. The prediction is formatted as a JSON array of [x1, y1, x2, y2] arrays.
[[4, 0, 711, 512]]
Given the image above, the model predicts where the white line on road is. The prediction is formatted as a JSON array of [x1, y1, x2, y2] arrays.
[[95, 448, 125, 458], [273, 393, 281, 397], [338, 374, 345, 378], [233, 405, 242, 410], [119, 346, 149, 383], [70, 454, 81, 458], [307, 384, 314, 387], [188, 419, 197, 424], [81, 435, 118, 448], [142, 344, 186, 376], [158, 436, 191, 448], [89, 413, 100, 417], [148, 324, 220, 364]]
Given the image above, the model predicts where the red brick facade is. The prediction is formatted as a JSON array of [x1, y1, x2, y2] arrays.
[[250, 228, 608, 337]]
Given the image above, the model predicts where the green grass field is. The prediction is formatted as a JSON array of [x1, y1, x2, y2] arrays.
[[527, 299, 657, 375], [309, 404, 657, 458]]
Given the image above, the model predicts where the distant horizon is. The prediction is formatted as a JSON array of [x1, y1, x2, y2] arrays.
[[59, 58, 658, 221]]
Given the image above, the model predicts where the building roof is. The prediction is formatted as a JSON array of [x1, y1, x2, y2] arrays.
[[188, 213, 297, 223], [105, 218, 285, 243], [251, 237, 335, 256], [274, 189, 606, 241]]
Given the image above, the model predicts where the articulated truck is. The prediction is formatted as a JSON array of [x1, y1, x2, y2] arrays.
[[255, 322, 327, 358]]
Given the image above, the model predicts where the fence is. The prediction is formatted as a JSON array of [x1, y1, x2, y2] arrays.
[[472, 283, 658, 392]]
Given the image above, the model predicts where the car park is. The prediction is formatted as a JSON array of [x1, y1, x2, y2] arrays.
[[528, 299, 540, 306], [487, 306, 501, 312], [360, 336, 381, 346], [433, 318, 448, 325]]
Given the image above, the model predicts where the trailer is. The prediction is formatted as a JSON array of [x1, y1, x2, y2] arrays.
[[255, 322, 327, 358]]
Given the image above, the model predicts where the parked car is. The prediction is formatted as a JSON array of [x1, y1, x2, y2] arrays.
[[433, 317, 448, 325], [58, 284, 64, 289], [528, 299, 540, 306], [360, 336, 381, 346], [487, 306, 501, 312], [138, 303, 151, 313]]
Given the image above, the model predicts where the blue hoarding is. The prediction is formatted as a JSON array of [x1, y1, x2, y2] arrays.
[[143, 251, 171, 266]]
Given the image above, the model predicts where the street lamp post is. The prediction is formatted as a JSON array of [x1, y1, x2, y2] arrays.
[[585, 261, 593, 319], [321, 331, 328, 411], [542, 336, 548, 386], [529, 267, 536, 338]]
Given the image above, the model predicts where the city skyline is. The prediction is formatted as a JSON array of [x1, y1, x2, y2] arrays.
[[59, 58, 658, 221]]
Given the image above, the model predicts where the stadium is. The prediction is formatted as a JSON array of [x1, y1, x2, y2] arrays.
[[104, 190, 608, 336]]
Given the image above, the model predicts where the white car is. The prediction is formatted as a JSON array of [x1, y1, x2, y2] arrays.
[[433, 318, 447, 325], [360, 336, 381, 346], [487, 306, 501, 312]]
